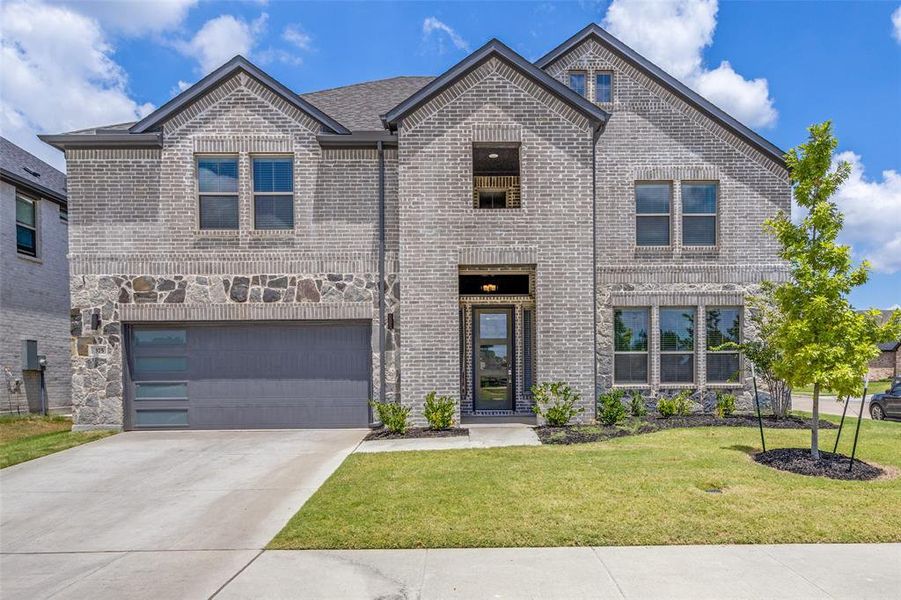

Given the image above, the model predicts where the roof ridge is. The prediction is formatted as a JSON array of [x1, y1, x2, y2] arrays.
[[301, 75, 435, 97]]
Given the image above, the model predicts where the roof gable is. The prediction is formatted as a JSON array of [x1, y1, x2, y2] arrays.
[[130, 56, 350, 135], [383, 39, 609, 132], [535, 24, 785, 167]]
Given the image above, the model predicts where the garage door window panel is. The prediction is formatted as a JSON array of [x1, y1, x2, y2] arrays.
[[135, 410, 189, 427], [135, 382, 188, 400]]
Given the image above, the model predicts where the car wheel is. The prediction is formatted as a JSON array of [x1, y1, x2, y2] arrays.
[[870, 403, 885, 420]]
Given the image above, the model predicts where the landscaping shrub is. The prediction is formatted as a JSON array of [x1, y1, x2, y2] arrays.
[[715, 392, 736, 418], [629, 390, 647, 417], [596, 390, 627, 426], [370, 400, 411, 434], [673, 390, 694, 416], [423, 391, 457, 430], [532, 381, 583, 426], [656, 396, 677, 418]]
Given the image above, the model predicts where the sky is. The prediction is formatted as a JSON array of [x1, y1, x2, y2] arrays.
[[1, 0, 899, 309]]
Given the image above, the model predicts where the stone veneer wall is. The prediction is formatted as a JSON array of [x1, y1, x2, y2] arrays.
[[70, 270, 398, 429]]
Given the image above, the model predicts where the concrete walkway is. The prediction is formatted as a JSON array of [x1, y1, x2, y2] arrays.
[[355, 422, 540, 453], [215, 544, 900, 599]]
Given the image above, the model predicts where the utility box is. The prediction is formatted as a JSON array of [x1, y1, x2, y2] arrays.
[[22, 340, 39, 371]]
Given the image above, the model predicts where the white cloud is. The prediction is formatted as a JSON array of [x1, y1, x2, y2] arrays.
[[602, 0, 777, 128], [176, 13, 268, 74], [51, 0, 197, 36], [422, 17, 469, 53], [0, 0, 153, 171], [283, 24, 312, 51], [831, 151, 901, 274], [892, 6, 901, 43]]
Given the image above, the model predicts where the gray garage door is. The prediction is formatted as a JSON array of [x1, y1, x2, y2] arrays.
[[125, 322, 371, 430]]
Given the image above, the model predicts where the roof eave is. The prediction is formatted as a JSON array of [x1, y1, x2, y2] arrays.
[[535, 24, 786, 168], [38, 132, 163, 151], [129, 55, 351, 135], [318, 131, 397, 148], [0, 168, 67, 204], [383, 39, 609, 131]]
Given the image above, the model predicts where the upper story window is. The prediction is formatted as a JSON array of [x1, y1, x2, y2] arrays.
[[15, 192, 37, 257], [252, 156, 294, 230], [197, 156, 238, 230], [660, 307, 695, 383], [59, 204, 68, 223], [706, 307, 741, 383], [472, 144, 520, 209], [568, 71, 587, 97], [635, 182, 671, 246], [614, 308, 649, 384], [682, 182, 717, 246], [595, 72, 613, 103]]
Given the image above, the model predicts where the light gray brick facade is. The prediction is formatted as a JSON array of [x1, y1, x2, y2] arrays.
[[48, 28, 789, 429]]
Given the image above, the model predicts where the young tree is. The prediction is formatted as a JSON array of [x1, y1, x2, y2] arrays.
[[767, 122, 901, 458]]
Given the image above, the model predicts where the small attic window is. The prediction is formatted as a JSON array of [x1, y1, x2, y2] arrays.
[[568, 71, 587, 97], [473, 144, 520, 209]]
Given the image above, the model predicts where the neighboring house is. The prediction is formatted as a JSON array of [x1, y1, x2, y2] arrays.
[[864, 310, 901, 380], [0, 136, 71, 414], [41, 24, 789, 431]]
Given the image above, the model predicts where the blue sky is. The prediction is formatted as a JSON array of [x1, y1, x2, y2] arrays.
[[2, 0, 899, 308]]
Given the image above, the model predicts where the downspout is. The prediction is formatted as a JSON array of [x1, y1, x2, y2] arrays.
[[592, 125, 601, 409], [378, 140, 387, 404]]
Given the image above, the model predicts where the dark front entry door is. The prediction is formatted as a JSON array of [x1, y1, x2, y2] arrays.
[[474, 307, 513, 411]]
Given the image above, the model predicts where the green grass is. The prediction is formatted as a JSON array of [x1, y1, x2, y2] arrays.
[[793, 379, 892, 396], [0, 415, 114, 469], [270, 415, 901, 549]]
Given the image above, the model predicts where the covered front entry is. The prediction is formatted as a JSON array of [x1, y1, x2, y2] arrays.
[[459, 267, 535, 416], [125, 321, 372, 430]]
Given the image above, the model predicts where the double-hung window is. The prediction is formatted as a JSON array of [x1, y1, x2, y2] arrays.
[[595, 72, 612, 103], [706, 307, 741, 382], [252, 157, 294, 229], [635, 182, 671, 246], [568, 71, 587, 97], [660, 308, 695, 383], [682, 182, 717, 246], [16, 193, 37, 256], [197, 156, 239, 230], [614, 308, 649, 383]]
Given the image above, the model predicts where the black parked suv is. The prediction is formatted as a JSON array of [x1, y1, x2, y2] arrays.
[[869, 379, 901, 420]]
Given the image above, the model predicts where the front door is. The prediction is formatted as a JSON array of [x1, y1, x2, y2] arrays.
[[474, 307, 513, 410]]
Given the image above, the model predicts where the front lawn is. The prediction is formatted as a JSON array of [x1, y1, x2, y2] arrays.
[[270, 415, 901, 549], [0, 415, 114, 469]]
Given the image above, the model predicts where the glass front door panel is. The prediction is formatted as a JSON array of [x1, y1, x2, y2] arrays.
[[475, 308, 513, 410]]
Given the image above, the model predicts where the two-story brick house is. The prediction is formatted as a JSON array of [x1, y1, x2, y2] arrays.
[[41, 24, 788, 430], [1, 137, 71, 415]]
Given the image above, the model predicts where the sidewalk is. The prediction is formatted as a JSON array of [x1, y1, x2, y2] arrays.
[[214, 544, 900, 599], [792, 394, 872, 420], [355, 422, 540, 453]]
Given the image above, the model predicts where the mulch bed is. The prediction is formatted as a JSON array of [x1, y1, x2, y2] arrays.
[[753, 448, 885, 481], [537, 414, 836, 445], [364, 427, 469, 441]]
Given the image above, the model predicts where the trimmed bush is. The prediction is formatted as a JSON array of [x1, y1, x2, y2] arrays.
[[715, 392, 736, 418], [597, 390, 627, 426], [423, 391, 457, 430], [629, 390, 648, 417], [532, 382, 583, 426], [673, 390, 694, 416], [370, 400, 411, 434], [656, 396, 677, 418]]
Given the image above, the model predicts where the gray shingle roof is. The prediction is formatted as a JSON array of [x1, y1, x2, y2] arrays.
[[0, 136, 66, 201], [301, 76, 435, 131]]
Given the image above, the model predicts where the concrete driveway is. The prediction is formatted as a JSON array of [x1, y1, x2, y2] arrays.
[[0, 429, 366, 600]]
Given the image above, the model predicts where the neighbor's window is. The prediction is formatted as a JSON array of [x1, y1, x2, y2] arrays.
[[706, 307, 741, 383], [16, 192, 37, 257], [568, 71, 587, 96], [614, 308, 649, 383], [472, 144, 520, 209], [660, 307, 695, 383], [682, 182, 717, 246], [59, 204, 68, 223], [595, 72, 612, 103], [635, 182, 671, 246], [197, 156, 239, 229], [253, 156, 294, 230]]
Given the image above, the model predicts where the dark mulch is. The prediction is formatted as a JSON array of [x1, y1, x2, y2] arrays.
[[753, 448, 885, 481], [364, 427, 469, 441], [537, 414, 836, 445]]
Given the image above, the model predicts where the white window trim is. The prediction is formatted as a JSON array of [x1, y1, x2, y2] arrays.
[[15, 191, 39, 258]]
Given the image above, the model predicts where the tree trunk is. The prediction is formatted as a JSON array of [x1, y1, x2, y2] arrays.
[[811, 382, 820, 459]]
